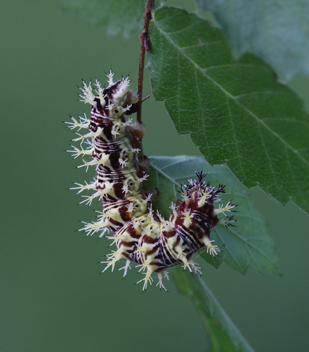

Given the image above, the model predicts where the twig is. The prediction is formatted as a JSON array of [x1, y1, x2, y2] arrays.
[[136, 0, 155, 124]]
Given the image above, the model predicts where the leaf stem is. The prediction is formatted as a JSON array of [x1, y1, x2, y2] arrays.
[[136, 0, 155, 124]]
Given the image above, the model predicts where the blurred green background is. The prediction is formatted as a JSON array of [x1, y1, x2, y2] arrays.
[[1, 1, 309, 351]]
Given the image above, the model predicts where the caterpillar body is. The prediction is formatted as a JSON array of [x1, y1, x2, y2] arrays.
[[67, 71, 236, 291]]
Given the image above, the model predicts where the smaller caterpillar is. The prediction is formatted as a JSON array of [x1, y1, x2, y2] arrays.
[[67, 71, 236, 291]]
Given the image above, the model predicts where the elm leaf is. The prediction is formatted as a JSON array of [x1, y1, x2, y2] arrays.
[[148, 7, 309, 214]]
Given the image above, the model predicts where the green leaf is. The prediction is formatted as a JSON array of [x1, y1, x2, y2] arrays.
[[61, 0, 145, 37], [173, 270, 254, 352], [148, 6, 309, 214], [145, 156, 280, 275], [195, 0, 309, 80]]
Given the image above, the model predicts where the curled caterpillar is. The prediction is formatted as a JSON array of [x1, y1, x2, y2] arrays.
[[67, 71, 236, 291]]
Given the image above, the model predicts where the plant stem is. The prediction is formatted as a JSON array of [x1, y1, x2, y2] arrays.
[[136, 0, 155, 124]]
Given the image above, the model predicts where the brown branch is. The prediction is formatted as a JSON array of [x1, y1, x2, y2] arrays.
[[136, 0, 155, 124]]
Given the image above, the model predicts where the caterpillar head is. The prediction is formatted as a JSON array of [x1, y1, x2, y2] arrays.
[[105, 75, 138, 117]]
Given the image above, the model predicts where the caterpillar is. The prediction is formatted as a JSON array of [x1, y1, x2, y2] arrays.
[[67, 71, 236, 291]]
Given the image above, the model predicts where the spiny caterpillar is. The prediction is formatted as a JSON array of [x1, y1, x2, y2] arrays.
[[67, 71, 236, 291]]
